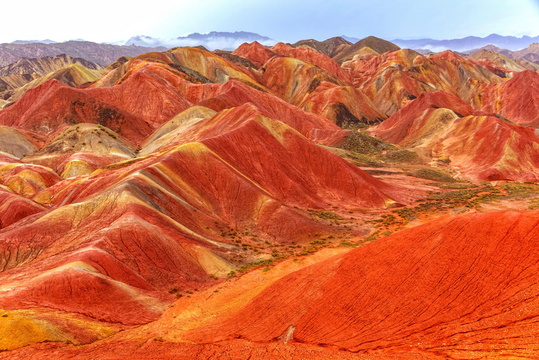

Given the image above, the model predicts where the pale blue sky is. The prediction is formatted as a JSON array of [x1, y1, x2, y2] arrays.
[[2, 0, 538, 43]]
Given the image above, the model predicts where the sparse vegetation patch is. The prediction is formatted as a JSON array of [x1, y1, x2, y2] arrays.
[[411, 168, 456, 182], [308, 209, 342, 220], [341, 130, 396, 155]]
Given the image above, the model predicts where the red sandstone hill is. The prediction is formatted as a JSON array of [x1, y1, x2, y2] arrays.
[[177, 210, 539, 358], [0, 189, 44, 228], [432, 115, 539, 181], [270, 42, 351, 82], [370, 91, 539, 181], [231, 43, 381, 129], [477, 69, 539, 127], [49, 104, 403, 212], [292, 36, 352, 58], [0, 79, 157, 146], [344, 49, 505, 116], [260, 56, 346, 106], [370, 90, 475, 146], [0, 38, 538, 358], [232, 41, 278, 68], [301, 81, 387, 126], [10, 211, 539, 359], [175, 78, 348, 145], [0, 87, 405, 349], [24, 123, 136, 178], [0, 54, 103, 108], [343, 49, 434, 115]]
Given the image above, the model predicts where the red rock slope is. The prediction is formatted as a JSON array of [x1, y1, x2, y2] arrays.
[[370, 91, 539, 181], [183, 210, 539, 359], [178, 78, 348, 145], [0, 79, 157, 146], [301, 81, 386, 126], [271, 42, 351, 82], [13, 211, 539, 359], [232, 41, 278, 68], [477, 69, 539, 127], [369, 90, 475, 147], [344, 49, 505, 116], [0, 99, 405, 348]]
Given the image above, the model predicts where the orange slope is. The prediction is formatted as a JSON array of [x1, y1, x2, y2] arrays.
[[232, 41, 278, 68], [260, 56, 346, 106], [0, 104, 404, 341], [0, 80, 153, 146], [301, 81, 387, 126], [271, 42, 351, 82], [478, 70, 539, 127], [179, 78, 349, 145], [370, 91, 539, 181], [184, 210, 539, 359], [345, 49, 504, 116], [370, 90, 475, 146]]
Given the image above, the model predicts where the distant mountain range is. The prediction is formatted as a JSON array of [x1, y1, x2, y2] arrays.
[[392, 34, 539, 52], [0, 41, 166, 67], [3, 32, 539, 71], [341, 35, 360, 43], [10, 39, 57, 45], [125, 31, 276, 51], [466, 43, 539, 66], [6, 32, 276, 52], [338, 34, 539, 53], [8, 32, 539, 54]]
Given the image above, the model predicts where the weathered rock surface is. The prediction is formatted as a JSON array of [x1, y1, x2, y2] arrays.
[[182, 211, 539, 359], [477, 70, 539, 127], [0, 37, 538, 359]]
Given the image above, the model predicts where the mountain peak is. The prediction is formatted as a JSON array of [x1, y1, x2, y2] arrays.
[[393, 33, 539, 52], [124, 31, 275, 51], [10, 39, 57, 45], [178, 31, 272, 41]]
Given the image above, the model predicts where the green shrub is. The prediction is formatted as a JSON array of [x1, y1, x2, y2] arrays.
[[426, 189, 481, 201], [411, 168, 456, 182], [308, 210, 341, 220], [381, 149, 421, 164], [341, 131, 395, 155], [433, 182, 474, 189], [346, 152, 381, 164]]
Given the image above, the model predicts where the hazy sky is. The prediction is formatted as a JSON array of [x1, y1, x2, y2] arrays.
[[2, 0, 538, 43]]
